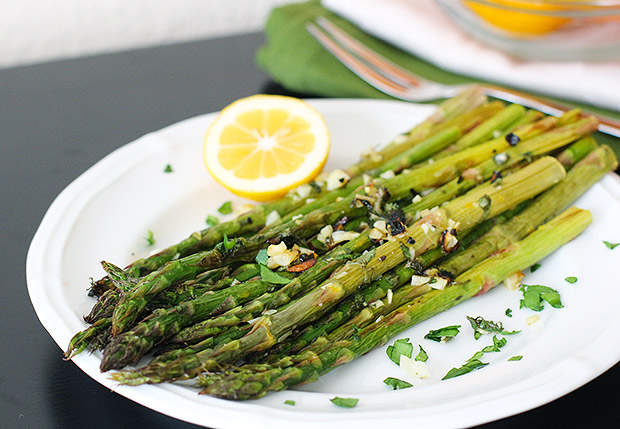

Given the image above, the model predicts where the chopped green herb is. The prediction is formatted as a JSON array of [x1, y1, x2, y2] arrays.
[[508, 355, 523, 361], [505, 308, 512, 318], [467, 316, 519, 340], [415, 345, 428, 362], [519, 284, 563, 311], [386, 338, 413, 365], [424, 325, 461, 343], [206, 215, 219, 227], [330, 397, 358, 408], [443, 359, 487, 380], [400, 244, 411, 259], [442, 335, 506, 380], [259, 265, 291, 285], [222, 233, 236, 250], [603, 240, 619, 250], [565, 276, 578, 284], [530, 263, 541, 273], [284, 400, 295, 406], [145, 230, 155, 246], [163, 164, 173, 173], [357, 248, 376, 266], [255, 248, 269, 265], [218, 201, 233, 215], [383, 377, 413, 390]]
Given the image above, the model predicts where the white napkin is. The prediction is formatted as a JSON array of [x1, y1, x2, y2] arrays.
[[323, 0, 620, 111]]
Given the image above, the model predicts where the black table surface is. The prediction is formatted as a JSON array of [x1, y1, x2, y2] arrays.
[[1, 31, 618, 429]]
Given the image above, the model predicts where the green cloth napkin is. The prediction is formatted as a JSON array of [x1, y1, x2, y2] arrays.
[[257, 0, 620, 156]]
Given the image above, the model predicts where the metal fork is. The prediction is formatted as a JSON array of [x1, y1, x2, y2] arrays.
[[306, 16, 620, 138]]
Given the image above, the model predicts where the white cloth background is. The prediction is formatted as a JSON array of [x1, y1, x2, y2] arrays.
[[323, 0, 620, 111], [0, 0, 302, 69]]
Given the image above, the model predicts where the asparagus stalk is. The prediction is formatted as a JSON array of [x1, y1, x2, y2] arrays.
[[439, 145, 617, 275], [405, 117, 598, 216], [347, 87, 487, 176], [109, 157, 565, 379], [449, 103, 526, 152], [556, 136, 598, 168], [198, 207, 592, 399]]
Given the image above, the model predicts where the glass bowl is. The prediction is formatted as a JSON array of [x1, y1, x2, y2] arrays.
[[436, 0, 620, 61]]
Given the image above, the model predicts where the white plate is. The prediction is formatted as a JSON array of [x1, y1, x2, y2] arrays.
[[27, 99, 620, 429]]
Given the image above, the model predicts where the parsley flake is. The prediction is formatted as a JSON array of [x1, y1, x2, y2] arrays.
[[284, 400, 295, 406], [442, 336, 506, 380], [218, 201, 233, 215], [565, 276, 578, 284], [467, 316, 519, 340], [519, 284, 563, 311], [603, 240, 619, 250], [415, 345, 428, 362], [255, 248, 269, 265], [206, 215, 219, 227], [145, 230, 155, 246], [222, 233, 236, 250], [505, 308, 512, 318], [383, 377, 413, 390], [424, 325, 461, 343], [163, 164, 173, 173], [530, 263, 541, 273], [259, 265, 291, 285], [386, 338, 413, 365], [508, 355, 523, 361], [330, 397, 358, 408]]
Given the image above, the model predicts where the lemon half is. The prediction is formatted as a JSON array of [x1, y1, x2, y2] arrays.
[[203, 95, 330, 201]]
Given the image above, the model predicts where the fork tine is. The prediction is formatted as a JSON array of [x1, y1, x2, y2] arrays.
[[306, 22, 410, 99], [315, 17, 423, 88]]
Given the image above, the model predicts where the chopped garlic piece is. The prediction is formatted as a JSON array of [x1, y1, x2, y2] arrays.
[[373, 220, 388, 233], [269, 251, 298, 268], [263, 309, 277, 315], [368, 300, 384, 309], [306, 198, 315, 203], [411, 275, 431, 286], [412, 194, 422, 204], [429, 276, 448, 290], [267, 242, 287, 257], [296, 183, 312, 199], [369, 228, 385, 241], [503, 271, 525, 291], [317, 225, 334, 244], [326, 169, 351, 191], [331, 230, 361, 244], [363, 174, 372, 185], [387, 289, 393, 304], [526, 315, 540, 325], [380, 170, 395, 179], [298, 247, 314, 255], [265, 210, 281, 226], [393, 134, 409, 144], [400, 355, 431, 378]]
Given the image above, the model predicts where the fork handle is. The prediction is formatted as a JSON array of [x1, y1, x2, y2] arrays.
[[479, 84, 620, 139]]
